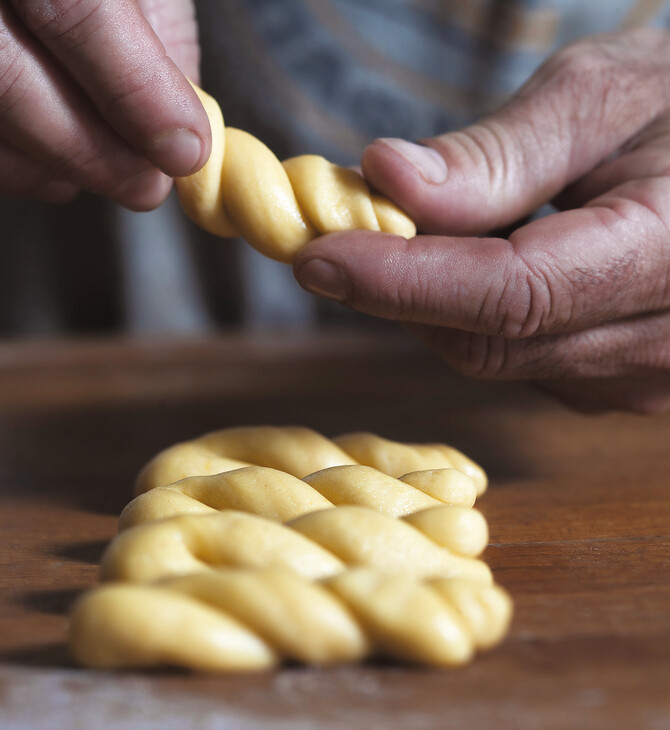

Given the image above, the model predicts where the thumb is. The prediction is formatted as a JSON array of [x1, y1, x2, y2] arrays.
[[362, 29, 670, 235]]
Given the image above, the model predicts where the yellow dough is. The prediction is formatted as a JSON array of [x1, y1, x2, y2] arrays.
[[101, 507, 491, 584], [175, 86, 416, 263], [69, 569, 512, 670], [69, 426, 511, 671], [134, 425, 488, 497], [120, 464, 479, 528]]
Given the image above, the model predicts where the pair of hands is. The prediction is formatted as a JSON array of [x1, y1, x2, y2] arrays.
[[5, 0, 670, 413]]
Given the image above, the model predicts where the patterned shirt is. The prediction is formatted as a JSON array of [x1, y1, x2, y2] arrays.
[[197, 0, 670, 162]]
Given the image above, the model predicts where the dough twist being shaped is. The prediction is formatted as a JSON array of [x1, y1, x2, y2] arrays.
[[69, 568, 512, 670], [135, 425, 488, 497], [120, 464, 480, 529], [101, 507, 492, 585], [175, 86, 416, 263]]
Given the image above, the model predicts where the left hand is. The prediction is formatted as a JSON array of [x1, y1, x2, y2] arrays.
[[293, 28, 670, 414]]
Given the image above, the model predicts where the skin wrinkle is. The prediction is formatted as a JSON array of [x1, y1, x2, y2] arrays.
[[390, 240, 435, 321], [461, 123, 508, 206], [501, 107, 559, 206], [522, 262, 559, 337], [103, 60, 171, 116], [478, 334, 510, 379], [487, 263, 532, 338], [14, 0, 104, 42], [459, 304, 670, 382], [0, 48, 31, 115], [486, 239, 555, 339]]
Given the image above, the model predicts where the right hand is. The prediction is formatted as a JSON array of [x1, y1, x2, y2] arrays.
[[0, 0, 211, 209]]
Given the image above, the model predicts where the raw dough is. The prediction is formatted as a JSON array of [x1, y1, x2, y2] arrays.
[[68, 426, 510, 671], [175, 85, 416, 263], [134, 425, 488, 497], [120, 464, 480, 528], [69, 568, 512, 670], [101, 506, 491, 584]]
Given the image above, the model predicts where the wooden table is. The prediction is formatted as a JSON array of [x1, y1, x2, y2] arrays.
[[0, 331, 668, 729]]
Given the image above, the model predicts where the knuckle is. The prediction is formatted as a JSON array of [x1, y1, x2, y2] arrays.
[[537, 34, 668, 143], [546, 38, 614, 81], [476, 255, 564, 340]]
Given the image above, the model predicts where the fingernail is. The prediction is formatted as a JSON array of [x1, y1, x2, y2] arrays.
[[296, 259, 348, 302], [150, 128, 203, 177], [379, 138, 447, 184]]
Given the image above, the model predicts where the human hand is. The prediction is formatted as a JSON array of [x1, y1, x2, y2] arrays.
[[0, 0, 209, 209], [294, 29, 670, 413]]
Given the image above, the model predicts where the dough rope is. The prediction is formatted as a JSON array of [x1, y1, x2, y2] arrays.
[[134, 425, 488, 497], [100, 506, 492, 585], [175, 85, 416, 263], [120, 464, 480, 528], [68, 568, 512, 670]]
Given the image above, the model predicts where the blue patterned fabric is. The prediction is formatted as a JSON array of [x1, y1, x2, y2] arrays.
[[198, 0, 670, 164]]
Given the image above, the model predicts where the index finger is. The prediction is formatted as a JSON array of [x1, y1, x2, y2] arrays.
[[293, 176, 670, 338], [11, 0, 210, 176]]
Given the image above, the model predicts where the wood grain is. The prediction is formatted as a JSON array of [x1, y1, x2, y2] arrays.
[[0, 331, 668, 729]]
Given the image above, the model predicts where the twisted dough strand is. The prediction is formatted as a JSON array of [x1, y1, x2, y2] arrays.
[[120, 464, 479, 529], [175, 86, 416, 263], [134, 426, 487, 497], [68, 568, 512, 670], [101, 507, 491, 585]]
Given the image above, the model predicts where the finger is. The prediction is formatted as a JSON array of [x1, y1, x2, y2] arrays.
[[361, 29, 670, 235], [556, 115, 670, 210], [0, 5, 172, 209], [10, 0, 210, 177], [294, 176, 670, 337], [0, 137, 78, 201], [403, 307, 670, 383]]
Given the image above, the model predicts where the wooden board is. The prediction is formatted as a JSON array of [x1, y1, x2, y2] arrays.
[[1, 332, 669, 729]]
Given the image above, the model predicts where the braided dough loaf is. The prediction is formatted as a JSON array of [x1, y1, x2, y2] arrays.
[[69, 426, 511, 670], [175, 86, 416, 263]]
